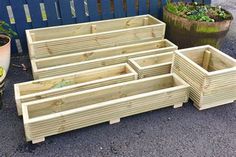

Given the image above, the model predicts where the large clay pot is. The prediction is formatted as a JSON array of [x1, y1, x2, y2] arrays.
[[163, 7, 233, 49], [0, 35, 11, 74]]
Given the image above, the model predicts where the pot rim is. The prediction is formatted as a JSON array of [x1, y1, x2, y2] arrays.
[[163, 6, 233, 24], [0, 34, 11, 48]]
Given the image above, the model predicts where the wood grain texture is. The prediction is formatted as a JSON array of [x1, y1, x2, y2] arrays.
[[26, 15, 165, 59], [32, 39, 177, 79], [22, 74, 189, 143], [128, 52, 173, 78], [15, 64, 137, 116], [172, 45, 236, 110]]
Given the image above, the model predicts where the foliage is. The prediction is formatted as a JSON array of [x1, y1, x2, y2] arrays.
[[0, 67, 4, 77], [0, 21, 17, 38], [166, 1, 232, 22]]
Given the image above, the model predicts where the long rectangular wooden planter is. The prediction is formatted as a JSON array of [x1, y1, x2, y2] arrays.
[[26, 15, 166, 59], [31, 39, 177, 79], [128, 52, 173, 78], [15, 64, 137, 116], [22, 74, 189, 144], [172, 45, 236, 110]]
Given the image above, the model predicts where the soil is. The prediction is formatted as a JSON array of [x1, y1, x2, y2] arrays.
[[0, 36, 9, 47]]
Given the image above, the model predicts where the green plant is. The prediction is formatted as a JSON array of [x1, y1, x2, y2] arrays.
[[0, 21, 17, 38], [166, 1, 232, 22]]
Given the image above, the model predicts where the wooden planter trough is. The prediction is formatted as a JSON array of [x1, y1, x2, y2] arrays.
[[172, 45, 236, 110], [128, 52, 173, 78], [22, 74, 189, 144], [26, 15, 166, 59], [15, 64, 137, 116], [31, 39, 177, 79]]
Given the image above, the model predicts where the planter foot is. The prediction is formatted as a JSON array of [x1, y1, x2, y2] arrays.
[[32, 137, 45, 144], [173, 103, 183, 108], [109, 118, 120, 125]]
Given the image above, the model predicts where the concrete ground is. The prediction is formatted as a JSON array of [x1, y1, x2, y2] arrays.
[[0, 1, 236, 156]]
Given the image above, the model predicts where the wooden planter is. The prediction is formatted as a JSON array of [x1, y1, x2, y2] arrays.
[[31, 39, 177, 79], [26, 15, 166, 59], [15, 64, 137, 116], [128, 52, 173, 78], [172, 45, 236, 110], [22, 74, 189, 144]]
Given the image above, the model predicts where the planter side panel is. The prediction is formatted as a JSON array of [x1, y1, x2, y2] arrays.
[[24, 87, 189, 142]]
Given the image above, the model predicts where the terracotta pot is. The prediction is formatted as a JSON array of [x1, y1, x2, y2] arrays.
[[163, 7, 233, 48], [0, 35, 11, 74]]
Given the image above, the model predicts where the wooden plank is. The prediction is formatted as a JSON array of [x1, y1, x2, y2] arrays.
[[159, 0, 167, 19], [22, 74, 189, 143], [87, 0, 101, 21], [32, 39, 177, 78], [58, 0, 75, 24], [15, 64, 137, 115], [128, 52, 173, 78], [28, 15, 159, 42], [34, 39, 177, 68], [100, 0, 113, 20], [43, 0, 61, 26], [172, 45, 236, 110], [27, 15, 166, 59], [113, 0, 126, 18], [126, 0, 137, 16], [202, 50, 211, 70], [26, 0, 46, 28], [138, 0, 148, 15], [10, 0, 32, 52], [149, 0, 159, 17], [73, 0, 89, 22]]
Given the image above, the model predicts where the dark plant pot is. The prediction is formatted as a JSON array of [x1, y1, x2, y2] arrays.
[[163, 7, 233, 49]]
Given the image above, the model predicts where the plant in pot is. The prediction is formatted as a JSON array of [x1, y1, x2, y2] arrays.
[[0, 21, 16, 73], [163, 1, 233, 48], [0, 21, 16, 108]]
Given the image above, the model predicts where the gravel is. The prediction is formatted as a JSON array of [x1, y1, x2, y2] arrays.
[[0, 1, 236, 156]]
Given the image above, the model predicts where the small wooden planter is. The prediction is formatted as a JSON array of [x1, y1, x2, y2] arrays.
[[15, 64, 137, 116], [128, 52, 173, 78], [31, 39, 177, 79], [26, 15, 166, 59], [172, 45, 236, 110], [22, 74, 189, 144]]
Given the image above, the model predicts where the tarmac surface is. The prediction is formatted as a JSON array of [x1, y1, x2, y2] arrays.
[[0, 1, 236, 156]]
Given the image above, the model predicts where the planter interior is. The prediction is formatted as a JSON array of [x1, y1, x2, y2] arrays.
[[27, 75, 184, 118], [134, 53, 173, 68], [28, 15, 162, 42], [182, 46, 235, 72]]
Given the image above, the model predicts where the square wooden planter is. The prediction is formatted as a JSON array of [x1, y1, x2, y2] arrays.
[[128, 52, 173, 78], [22, 74, 189, 144], [172, 45, 236, 110], [31, 39, 177, 79], [15, 64, 137, 116], [26, 15, 166, 59]]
